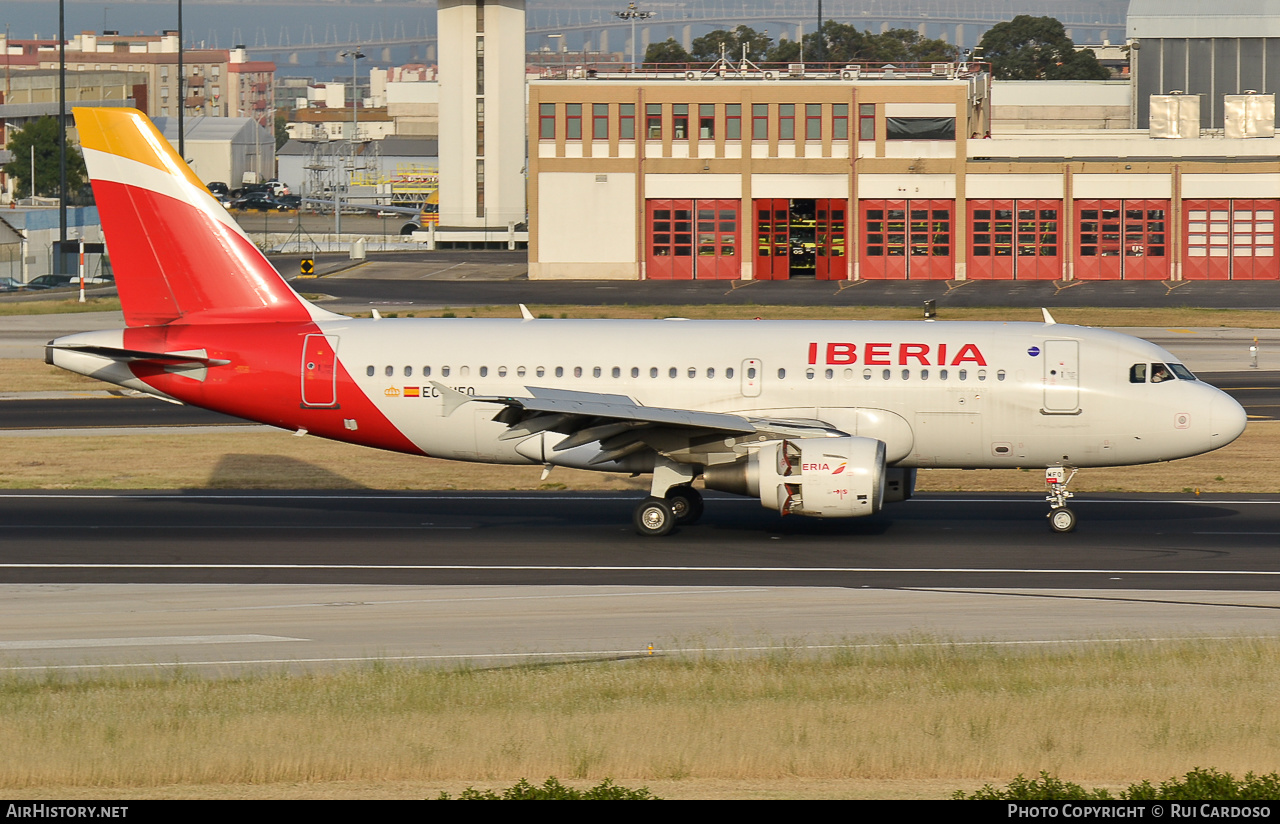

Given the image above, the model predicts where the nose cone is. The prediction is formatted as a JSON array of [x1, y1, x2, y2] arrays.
[[1209, 390, 1247, 450]]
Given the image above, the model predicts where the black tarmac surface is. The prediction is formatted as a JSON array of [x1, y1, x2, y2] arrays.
[[1, 491, 1279, 590]]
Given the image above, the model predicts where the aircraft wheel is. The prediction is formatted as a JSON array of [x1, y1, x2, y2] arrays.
[[634, 497, 676, 537], [1048, 507, 1077, 534], [666, 485, 704, 525]]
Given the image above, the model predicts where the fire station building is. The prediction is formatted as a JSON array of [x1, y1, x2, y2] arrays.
[[527, 63, 1279, 282]]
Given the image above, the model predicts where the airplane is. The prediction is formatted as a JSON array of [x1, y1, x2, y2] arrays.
[[47, 107, 1248, 537]]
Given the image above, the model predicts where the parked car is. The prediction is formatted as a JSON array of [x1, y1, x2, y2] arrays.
[[236, 197, 292, 212], [206, 181, 229, 196], [23, 273, 112, 290], [0, 277, 22, 292], [23, 275, 76, 290], [230, 191, 272, 209]]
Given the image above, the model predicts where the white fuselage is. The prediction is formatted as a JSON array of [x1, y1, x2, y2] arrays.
[[318, 318, 1243, 471]]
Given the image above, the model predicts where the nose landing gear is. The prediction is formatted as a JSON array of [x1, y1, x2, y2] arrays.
[[1045, 466, 1077, 533]]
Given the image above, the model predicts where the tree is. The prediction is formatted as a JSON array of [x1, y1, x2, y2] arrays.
[[979, 15, 1110, 80], [274, 112, 291, 150], [690, 25, 771, 62], [868, 28, 958, 64], [801, 22, 956, 64], [766, 38, 802, 63], [3, 117, 87, 200], [815, 22, 872, 63], [643, 38, 691, 65]]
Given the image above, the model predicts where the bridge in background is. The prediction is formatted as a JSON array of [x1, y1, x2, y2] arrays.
[[245, 0, 1127, 67]]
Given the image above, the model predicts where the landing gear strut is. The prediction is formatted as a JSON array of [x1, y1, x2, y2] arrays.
[[633, 458, 700, 537], [1045, 466, 1077, 533]]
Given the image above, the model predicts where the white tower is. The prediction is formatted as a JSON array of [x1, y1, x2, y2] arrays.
[[438, 0, 526, 229]]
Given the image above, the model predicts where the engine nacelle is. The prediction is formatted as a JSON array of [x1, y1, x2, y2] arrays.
[[705, 436, 886, 518]]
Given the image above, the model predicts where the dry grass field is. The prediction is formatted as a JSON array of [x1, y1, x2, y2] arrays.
[[2, 639, 1280, 799]]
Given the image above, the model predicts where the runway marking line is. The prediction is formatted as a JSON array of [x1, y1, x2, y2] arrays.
[[2, 563, 1280, 576], [0, 634, 304, 650]]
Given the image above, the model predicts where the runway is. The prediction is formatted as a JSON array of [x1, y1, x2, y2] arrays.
[[6, 490, 1280, 588], [2, 491, 1280, 675]]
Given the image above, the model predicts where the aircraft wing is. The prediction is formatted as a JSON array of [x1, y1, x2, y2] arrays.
[[431, 382, 843, 466]]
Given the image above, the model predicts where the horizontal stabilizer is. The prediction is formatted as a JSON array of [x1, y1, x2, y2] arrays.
[[46, 343, 230, 367]]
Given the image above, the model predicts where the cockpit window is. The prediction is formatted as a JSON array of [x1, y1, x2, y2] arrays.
[[1134, 362, 1193, 383]]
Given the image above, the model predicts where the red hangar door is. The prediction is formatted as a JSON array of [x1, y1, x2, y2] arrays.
[[815, 200, 848, 280], [647, 199, 740, 280], [754, 198, 790, 280], [860, 199, 954, 279], [1075, 199, 1170, 280], [1184, 199, 1278, 280], [968, 199, 1062, 280]]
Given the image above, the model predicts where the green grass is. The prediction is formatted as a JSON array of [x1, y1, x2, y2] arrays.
[[0, 297, 121, 316]]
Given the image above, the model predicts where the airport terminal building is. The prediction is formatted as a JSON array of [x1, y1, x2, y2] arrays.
[[527, 61, 1279, 282]]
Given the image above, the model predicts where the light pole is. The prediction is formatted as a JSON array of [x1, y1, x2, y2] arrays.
[[613, 2, 654, 70], [337, 49, 364, 242], [341, 49, 365, 142], [178, 0, 184, 161], [58, 0, 66, 270]]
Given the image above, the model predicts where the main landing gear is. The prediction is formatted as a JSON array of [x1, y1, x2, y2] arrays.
[[1045, 466, 1077, 533], [633, 485, 704, 537]]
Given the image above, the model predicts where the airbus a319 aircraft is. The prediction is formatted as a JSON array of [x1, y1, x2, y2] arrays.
[[49, 108, 1247, 536]]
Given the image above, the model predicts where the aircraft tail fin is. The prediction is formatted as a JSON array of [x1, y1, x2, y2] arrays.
[[74, 107, 332, 327]]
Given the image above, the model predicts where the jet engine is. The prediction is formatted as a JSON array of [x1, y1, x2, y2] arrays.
[[704, 436, 887, 518]]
